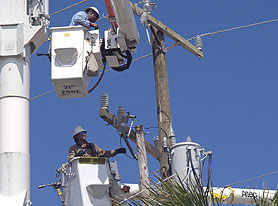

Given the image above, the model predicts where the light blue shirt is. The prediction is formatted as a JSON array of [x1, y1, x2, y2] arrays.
[[69, 11, 90, 28]]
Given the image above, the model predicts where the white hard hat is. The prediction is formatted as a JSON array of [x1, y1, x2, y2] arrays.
[[73, 125, 87, 138], [85, 7, 99, 19]]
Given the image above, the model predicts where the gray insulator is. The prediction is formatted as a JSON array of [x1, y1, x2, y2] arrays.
[[117, 123, 128, 136], [162, 136, 169, 153], [143, 0, 152, 12], [162, 136, 168, 148], [195, 35, 203, 51], [117, 106, 128, 123], [140, 12, 149, 25], [169, 123, 176, 146], [100, 92, 109, 109], [141, 0, 152, 25], [117, 106, 125, 120], [153, 136, 159, 150], [186, 136, 192, 142], [170, 136, 176, 146]]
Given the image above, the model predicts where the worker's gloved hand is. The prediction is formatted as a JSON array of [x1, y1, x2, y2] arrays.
[[116, 148, 126, 154], [90, 23, 99, 29]]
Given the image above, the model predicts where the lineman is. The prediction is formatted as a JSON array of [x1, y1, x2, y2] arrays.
[[69, 7, 99, 29], [68, 126, 126, 160]]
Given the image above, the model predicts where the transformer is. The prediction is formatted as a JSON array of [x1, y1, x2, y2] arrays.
[[170, 137, 204, 186]]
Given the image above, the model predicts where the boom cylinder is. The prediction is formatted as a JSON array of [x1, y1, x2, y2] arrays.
[[110, 0, 139, 49]]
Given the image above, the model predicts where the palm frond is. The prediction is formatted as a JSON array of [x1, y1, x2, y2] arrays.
[[115, 173, 211, 206], [272, 187, 278, 206]]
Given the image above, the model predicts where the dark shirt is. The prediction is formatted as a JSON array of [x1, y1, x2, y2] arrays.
[[68, 142, 116, 161]]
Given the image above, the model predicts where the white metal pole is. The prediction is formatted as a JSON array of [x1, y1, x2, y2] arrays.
[[0, 0, 48, 205], [0, 45, 31, 205]]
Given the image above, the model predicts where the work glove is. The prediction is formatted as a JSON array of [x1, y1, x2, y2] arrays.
[[90, 23, 99, 29], [116, 148, 126, 154]]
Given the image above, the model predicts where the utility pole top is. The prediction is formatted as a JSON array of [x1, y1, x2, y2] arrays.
[[99, 108, 160, 160], [130, 2, 204, 58]]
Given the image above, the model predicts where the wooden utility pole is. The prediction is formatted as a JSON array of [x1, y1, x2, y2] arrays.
[[135, 125, 149, 199], [151, 28, 172, 178], [130, 2, 203, 179]]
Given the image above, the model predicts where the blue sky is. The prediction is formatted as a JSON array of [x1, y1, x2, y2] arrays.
[[30, 0, 278, 205]]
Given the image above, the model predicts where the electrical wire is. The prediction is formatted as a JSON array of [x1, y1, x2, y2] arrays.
[[204, 153, 213, 196], [88, 61, 106, 93], [160, 127, 168, 138], [106, 126, 118, 133], [111, 50, 132, 72], [49, 0, 109, 20], [32, 29, 182, 100], [124, 154, 212, 205], [101, 53, 153, 74], [31, 89, 56, 100], [187, 18, 278, 41], [31, 18, 278, 100], [227, 170, 278, 187], [150, 25, 163, 50], [30, 52, 154, 100], [31, 60, 106, 100], [96, 15, 109, 22], [119, 136, 134, 160], [50, 0, 89, 17], [144, 126, 158, 130], [132, 53, 153, 62]]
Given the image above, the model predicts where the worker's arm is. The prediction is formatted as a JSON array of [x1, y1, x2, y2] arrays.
[[91, 143, 117, 158], [70, 11, 90, 28], [68, 145, 77, 161]]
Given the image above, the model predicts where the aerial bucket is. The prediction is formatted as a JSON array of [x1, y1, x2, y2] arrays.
[[50, 26, 103, 98]]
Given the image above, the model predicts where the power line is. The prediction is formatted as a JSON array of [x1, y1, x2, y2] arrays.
[[30, 52, 154, 100], [132, 53, 153, 62], [49, 0, 109, 21], [227, 170, 278, 187], [103, 53, 153, 74], [102, 43, 178, 74], [50, 0, 89, 17], [30, 89, 55, 100], [96, 15, 109, 22], [31, 18, 278, 100], [187, 18, 278, 41]]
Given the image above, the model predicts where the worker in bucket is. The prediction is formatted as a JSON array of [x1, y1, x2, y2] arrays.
[[69, 7, 99, 29], [68, 125, 127, 160]]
